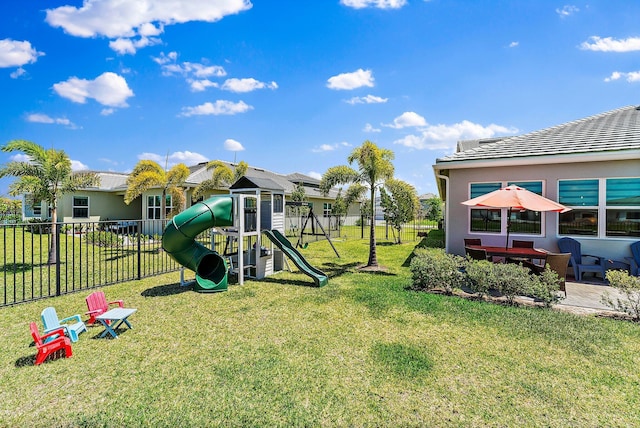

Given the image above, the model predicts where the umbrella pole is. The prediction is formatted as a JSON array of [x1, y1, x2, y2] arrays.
[[505, 207, 511, 250]]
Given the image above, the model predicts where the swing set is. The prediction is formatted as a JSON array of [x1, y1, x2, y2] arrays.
[[286, 201, 340, 257]]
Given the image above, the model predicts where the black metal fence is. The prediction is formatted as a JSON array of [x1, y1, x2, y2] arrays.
[[1, 215, 437, 307]]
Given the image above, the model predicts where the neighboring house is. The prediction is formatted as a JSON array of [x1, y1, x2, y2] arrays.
[[21, 171, 141, 223], [21, 161, 352, 230], [433, 105, 640, 261]]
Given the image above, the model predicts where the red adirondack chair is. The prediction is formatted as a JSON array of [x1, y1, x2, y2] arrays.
[[85, 291, 124, 325], [29, 322, 73, 365]]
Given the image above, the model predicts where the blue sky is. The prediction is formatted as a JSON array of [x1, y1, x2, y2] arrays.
[[1, 0, 639, 198]]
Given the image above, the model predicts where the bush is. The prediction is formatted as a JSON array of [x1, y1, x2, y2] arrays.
[[25, 219, 51, 234], [484, 262, 531, 304], [85, 231, 122, 247], [464, 259, 496, 297], [530, 267, 564, 307], [602, 270, 640, 320], [409, 249, 466, 295]]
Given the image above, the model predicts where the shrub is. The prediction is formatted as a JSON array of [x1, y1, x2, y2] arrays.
[[602, 270, 640, 320], [85, 231, 122, 247], [491, 262, 533, 305], [25, 219, 51, 234], [464, 259, 496, 297], [530, 267, 564, 307], [409, 249, 466, 295]]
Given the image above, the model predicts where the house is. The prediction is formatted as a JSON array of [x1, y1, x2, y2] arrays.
[[22, 161, 353, 233], [432, 105, 640, 262], [22, 171, 141, 223]]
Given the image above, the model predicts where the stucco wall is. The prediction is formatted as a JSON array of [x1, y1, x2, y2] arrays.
[[59, 191, 141, 222], [444, 158, 639, 262]]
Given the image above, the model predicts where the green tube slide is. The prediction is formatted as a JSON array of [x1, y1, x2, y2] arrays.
[[162, 196, 234, 292]]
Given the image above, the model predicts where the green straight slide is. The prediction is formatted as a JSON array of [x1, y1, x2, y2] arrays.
[[263, 229, 328, 287], [162, 196, 234, 292]]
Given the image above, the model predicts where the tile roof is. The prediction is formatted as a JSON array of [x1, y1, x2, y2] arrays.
[[436, 105, 640, 164]]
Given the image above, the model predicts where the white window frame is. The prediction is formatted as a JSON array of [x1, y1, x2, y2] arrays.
[[72, 196, 89, 219]]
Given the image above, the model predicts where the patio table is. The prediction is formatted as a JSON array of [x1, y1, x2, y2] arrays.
[[468, 245, 548, 263], [96, 308, 137, 339]]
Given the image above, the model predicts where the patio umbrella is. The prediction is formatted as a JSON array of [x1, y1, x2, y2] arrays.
[[462, 185, 571, 249]]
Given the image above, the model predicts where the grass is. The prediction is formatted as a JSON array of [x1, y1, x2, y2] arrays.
[[2, 237, 640, 427]]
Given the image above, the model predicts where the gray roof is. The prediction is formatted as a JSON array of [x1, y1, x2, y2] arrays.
[[230, 176, 284, 191], [185, 161, 337, 199], [436, 105, 640, 164], [88, 171, 130, 191]]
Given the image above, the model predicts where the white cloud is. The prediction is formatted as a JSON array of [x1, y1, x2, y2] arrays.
[[26, 113, 77, 128], [312, 142, 351, 153], [345, 94, 388, 105], [556, 5, 579, 17], [71, 160, 89, 171], [393, 120, 516, 150], [327, 68, 374, 90], [53, 72, 134, 107], [224, 138, 245, 151], [604, 71, 640, 82], [580, 36, 640, 52], [152, 51, 178, 65], [307, 171, 322, 180], [45, 0, 252, 53], [179, 100, 253, 117], [10, 154, 32, 162], [509, 41, 519, 48], [221, 78, 278, 93], [138, 151, 208, 166], [10, 67, 26, 79], [384, 111, 427, 129], [101, 108, 115, 116], [109, 36, 161, 55], [189, 79, 219, 92], [340, 0, 407, 9], [0, 39, 44, 68], [363, 123, 381, 133]]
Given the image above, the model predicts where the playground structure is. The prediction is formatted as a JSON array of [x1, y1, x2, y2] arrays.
[[287, 201, 339, 257], [162, 177, 329, 292]]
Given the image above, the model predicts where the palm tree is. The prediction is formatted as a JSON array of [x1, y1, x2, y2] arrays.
[[0, 140, 100, 264], [124, 159, 190, 219], [320, 140, 394, 267], [192, 160, 248, 200]]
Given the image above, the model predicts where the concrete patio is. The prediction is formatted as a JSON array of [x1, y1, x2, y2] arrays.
[[555, 279, 627, 317]]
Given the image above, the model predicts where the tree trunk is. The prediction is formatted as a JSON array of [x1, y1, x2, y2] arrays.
[[367, 187, 378, 267], [48, 206, 57, 265]]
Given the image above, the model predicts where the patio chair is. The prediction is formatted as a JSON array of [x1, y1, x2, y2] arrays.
[[465, 246, 489, 261], [85, 291, 124, 325], [41, 307, 86, 343], [626, 241, 640, 276], [512, 240, 534, 248], [464, 238, 482, 246], [557, 237, 607, 281], [29, 322, 73, 365], [527, 252, 571, 296], [507, 240, 535, 264]]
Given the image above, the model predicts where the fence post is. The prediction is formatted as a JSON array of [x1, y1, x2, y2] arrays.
[[55, 221, 61, 296], [361, 215, 364, 239], [137, 221, 142, 280]]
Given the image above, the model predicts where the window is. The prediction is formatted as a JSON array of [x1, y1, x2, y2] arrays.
[[507, 181, 543, 235], [558, 179, 599, 236], [559, 177, 640, 238], [72, 196, 89, 218], [469, 181, 544, 235], [606, 178, 640, 237], [469, 183, 501, 233], [274, 194, 284, 213], [323, 203, 332, 218], [147, 195, 172, 219]]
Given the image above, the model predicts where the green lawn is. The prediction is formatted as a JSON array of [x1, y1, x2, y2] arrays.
[[2, 238, 640, 427]]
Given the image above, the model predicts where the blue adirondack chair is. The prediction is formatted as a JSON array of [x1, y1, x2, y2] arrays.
[[627, 241, 640, 276], [41, 307, 87, 343], [557, 237, 607, 281]]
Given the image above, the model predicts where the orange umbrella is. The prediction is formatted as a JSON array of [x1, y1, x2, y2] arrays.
[[462, 185, 571, 249]]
